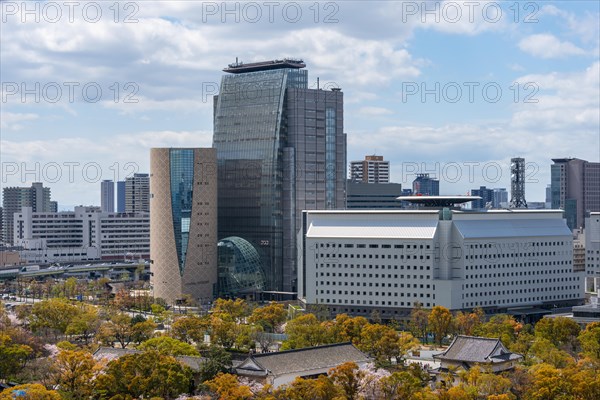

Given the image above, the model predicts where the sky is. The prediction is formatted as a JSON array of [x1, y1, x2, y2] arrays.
[[1, 0, 599, 208]]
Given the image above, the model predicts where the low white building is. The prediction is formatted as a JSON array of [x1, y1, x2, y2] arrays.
[[585, 212, 600, 293], [13, 206, 149, 263], [298, 207, 583, 319]]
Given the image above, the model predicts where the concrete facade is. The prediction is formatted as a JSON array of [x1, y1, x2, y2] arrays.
[[298, 209, 583, 319], [150, 148, 218, 304]]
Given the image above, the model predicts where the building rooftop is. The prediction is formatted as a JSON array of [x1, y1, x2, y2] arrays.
[[397, 195, 481, 207], [224, 58, 306, 73], [235, 342, 370, 378], [433, 335, 522, 364]]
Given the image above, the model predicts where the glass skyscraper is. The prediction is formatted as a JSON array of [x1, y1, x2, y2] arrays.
[[213, 59, 346, 292]]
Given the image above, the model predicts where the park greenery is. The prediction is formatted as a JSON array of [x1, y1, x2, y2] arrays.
[[0, 282, 599, 399]]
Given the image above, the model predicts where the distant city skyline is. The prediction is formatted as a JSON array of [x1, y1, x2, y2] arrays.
[[1, 2, 598, 206]]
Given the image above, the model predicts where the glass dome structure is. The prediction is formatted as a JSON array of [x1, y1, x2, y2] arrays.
[[217, 236, 266, 297]]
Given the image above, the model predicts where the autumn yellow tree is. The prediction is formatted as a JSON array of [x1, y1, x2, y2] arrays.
[[212, 298, 251, 323], [454, 308, 484, 336], [51, 349, 99, 400], [248, 302, 287, 333], [171, 315, 208, 344], [0, 383, 61, 400], [328, 362, 365, 400], [205, 373, 253, 400], [277, 375, 340, 400], [330, 314, 370, 345], [525, 363, 574, 400], [428, 306, 453, 346]]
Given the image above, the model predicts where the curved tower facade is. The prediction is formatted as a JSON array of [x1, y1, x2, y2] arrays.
[[213, 59, 346, 292], [150, 148, 218, 304]]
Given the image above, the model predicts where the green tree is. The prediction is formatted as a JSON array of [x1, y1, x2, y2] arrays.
[[199, 345, 233, 382], [428, 306, 453, 346], [130, 318, 157, 345], [357, 324, 407, 366], [282, 313, 333, 350], [529, 337, 574, 369], [409, 302, 430, 343], [27, 298, 81, 338], [65, 306, 100, 345], [137, 336, 199, 356], [95, 350, 192, 399], [578, 322, 600, 361], [535, 317, 580, 350], [475, 314, 522, 347], [0, 334, 33, 380], [379, 370, 427, 400]]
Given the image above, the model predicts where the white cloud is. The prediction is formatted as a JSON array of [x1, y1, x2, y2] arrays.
[[357, 106, 394, 116], [518, 33, 586, 59], [0, 112, 38, 131]]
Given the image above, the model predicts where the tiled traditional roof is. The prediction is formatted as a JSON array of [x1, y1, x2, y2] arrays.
[[235, 342, 370, 378], [433, 336, 522, 364]]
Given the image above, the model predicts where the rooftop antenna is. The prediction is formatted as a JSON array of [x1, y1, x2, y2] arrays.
[[509, 157, 528, 209]]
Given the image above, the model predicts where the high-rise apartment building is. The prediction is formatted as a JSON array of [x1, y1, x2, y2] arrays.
[[551, 158, 600, 230], [350, 155, 390, 183], [585, 212, 600, 293], [150, 148, 218, 304], [492, 188, 508, 209], [412, 174, 439, 196], [101, 180, 115, 212], [116, 181, 126, 213], [471, 186, 494, 210], [213, 58, 346, 292], [125, 173, 150, 213], [2, 182, 52, 245]]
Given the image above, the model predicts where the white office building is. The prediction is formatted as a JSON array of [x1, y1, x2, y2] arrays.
[[13, 206, 149, 263], [585, 212, 600, 293], [298, 208, 583, 319]]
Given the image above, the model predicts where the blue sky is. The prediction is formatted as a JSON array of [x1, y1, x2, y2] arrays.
[[1, 1, 599, 208]]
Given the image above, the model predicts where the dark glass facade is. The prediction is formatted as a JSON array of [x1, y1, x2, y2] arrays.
[[412, 174, 440, 196], [471, 186, 494, 210], [169, 149, 195, 274], [218, 236, 266, 297], [213, 61, 346, 292]]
